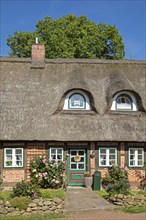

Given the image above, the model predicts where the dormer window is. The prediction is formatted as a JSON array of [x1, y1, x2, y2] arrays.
[[63, 90, 90, 110], [111, 91, 137, 111], [69, 93, 85, 109], [116, 94, 133, 110]]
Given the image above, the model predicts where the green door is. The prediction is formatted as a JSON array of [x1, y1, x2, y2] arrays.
[[67, 149, 86, 186]]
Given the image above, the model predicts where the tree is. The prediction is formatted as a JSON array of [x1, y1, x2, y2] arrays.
[[7, 14, 125, 59]]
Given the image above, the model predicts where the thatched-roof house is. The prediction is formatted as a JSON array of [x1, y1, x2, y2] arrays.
[[0, 44, 146, 187]]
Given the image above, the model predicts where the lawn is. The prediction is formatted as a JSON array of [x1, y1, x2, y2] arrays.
[[0, 213, 65, 220], [122, 206, 146, 213]]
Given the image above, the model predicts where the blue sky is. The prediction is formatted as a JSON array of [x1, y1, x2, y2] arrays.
[[0, 0, 145, 60]]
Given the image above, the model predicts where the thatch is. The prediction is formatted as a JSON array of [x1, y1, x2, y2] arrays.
[[0, 58, 146, 142]]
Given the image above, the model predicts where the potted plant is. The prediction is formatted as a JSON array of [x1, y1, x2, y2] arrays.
[[84, 172, 93, 188]]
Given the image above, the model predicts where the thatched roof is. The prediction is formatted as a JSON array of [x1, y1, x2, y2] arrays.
[[0, 58, 146, 142]]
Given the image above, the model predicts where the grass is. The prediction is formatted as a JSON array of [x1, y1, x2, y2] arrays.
[[122, 206, 146, 213], [38, 188, 66, 199], [0, 213, 65, 220], [0, 190, 12, 200], [129, 190, 146, 195], [0, 188, 66, 201], [95, 190, 109, 198]]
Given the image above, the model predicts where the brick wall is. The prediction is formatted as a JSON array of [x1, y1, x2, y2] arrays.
[[26, 143, 46, 181], [3, 170, 24, 184]]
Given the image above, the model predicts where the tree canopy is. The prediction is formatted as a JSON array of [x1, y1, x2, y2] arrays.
[[7, 14, 125, 59]]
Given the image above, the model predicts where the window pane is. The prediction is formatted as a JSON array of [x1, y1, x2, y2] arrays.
[[71, 164, 77, 169], [138, 155, 142, 160], [130, 149, 135, 154], [57, 155, 62, 160], [80, 157, 84, 162], [116, 94, 132, 110], [57, 149, 62, 154], [51, 149, 56, 154], [6, 149, 12, 154], [15, 149, 22, 154], [130, 160, 135, 166], [78, 164, 84, 169], [130, 155, 135, 160], [109, 149, 115, 154], [100, 155, 106, 165], [78, 151, 84, 155], [69, 93, 85, 108], [100, 149, 106, 154], [138, 161, 143, 166], [71, 151, 77, 156], [51, 155, 56, 160], [138, 149, 143, 155], [109, 160, 116, 165]]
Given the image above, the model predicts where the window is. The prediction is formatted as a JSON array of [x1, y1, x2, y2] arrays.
[[116, 94, 132, 110], [129, 148, 144, 167], [111, 91, 137, 111], [4, 148, 23, 167], [69, 93, 85, 109], [49, 148, 63, 162], [99, 148, 117, 167], [63, 90, 90, 110]]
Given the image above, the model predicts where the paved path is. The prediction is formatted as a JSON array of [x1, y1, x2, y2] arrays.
[[58, 187, 146, 220], [65, 187, 116, 213]]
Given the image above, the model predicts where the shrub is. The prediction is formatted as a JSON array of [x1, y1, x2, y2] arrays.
[[102, 165, 130, 196], [10, 196, 31, 210], [10, 180, 39, 198], [30, 155, 66, 189], [135, 169, 146, 190]]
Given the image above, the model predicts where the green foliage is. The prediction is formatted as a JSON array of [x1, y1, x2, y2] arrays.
[[10, 180, 39, 198], [9, 196, 31, 210], [7, 14, 125, 59], [38, 188, 65, 199], [95, 190, 109, 199], [135, 168, 146, 190], [122, 206, 146, 213], [0, 213, 64, 220], [30, 155, 65, 189], [0, 190, 12, 201], [102, 165, 130, 196]]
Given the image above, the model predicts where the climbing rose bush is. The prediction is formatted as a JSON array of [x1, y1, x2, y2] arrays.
[[30, 155, 66, 189], [102, 165, 130, 195]]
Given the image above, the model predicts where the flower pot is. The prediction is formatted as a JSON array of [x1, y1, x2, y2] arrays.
[[84, 176, 93, 188]]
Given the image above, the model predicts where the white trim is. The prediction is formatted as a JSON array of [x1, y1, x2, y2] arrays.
[[49, 148, 63, 162], [128, 148, 144, 167], [63, 90, 90, 110], [99, 148, 117, 167], [4, 148, 23, 167], [111, 91, 137, 111], [70, 149, 86, 170]]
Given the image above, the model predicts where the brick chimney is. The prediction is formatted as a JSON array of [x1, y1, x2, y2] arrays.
[[31, 38, 45, 62]]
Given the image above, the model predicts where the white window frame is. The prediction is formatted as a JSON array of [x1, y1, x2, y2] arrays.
[[63, 90, 90, 110], [99, 148, 117, 167], [49, 148, 63, 162], [4, 148, 23, 168], [111, 91, 137, 111], [129, 148, 144, 167]]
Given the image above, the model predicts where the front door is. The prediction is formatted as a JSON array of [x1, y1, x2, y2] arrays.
[[67, 149, 86, 186]]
